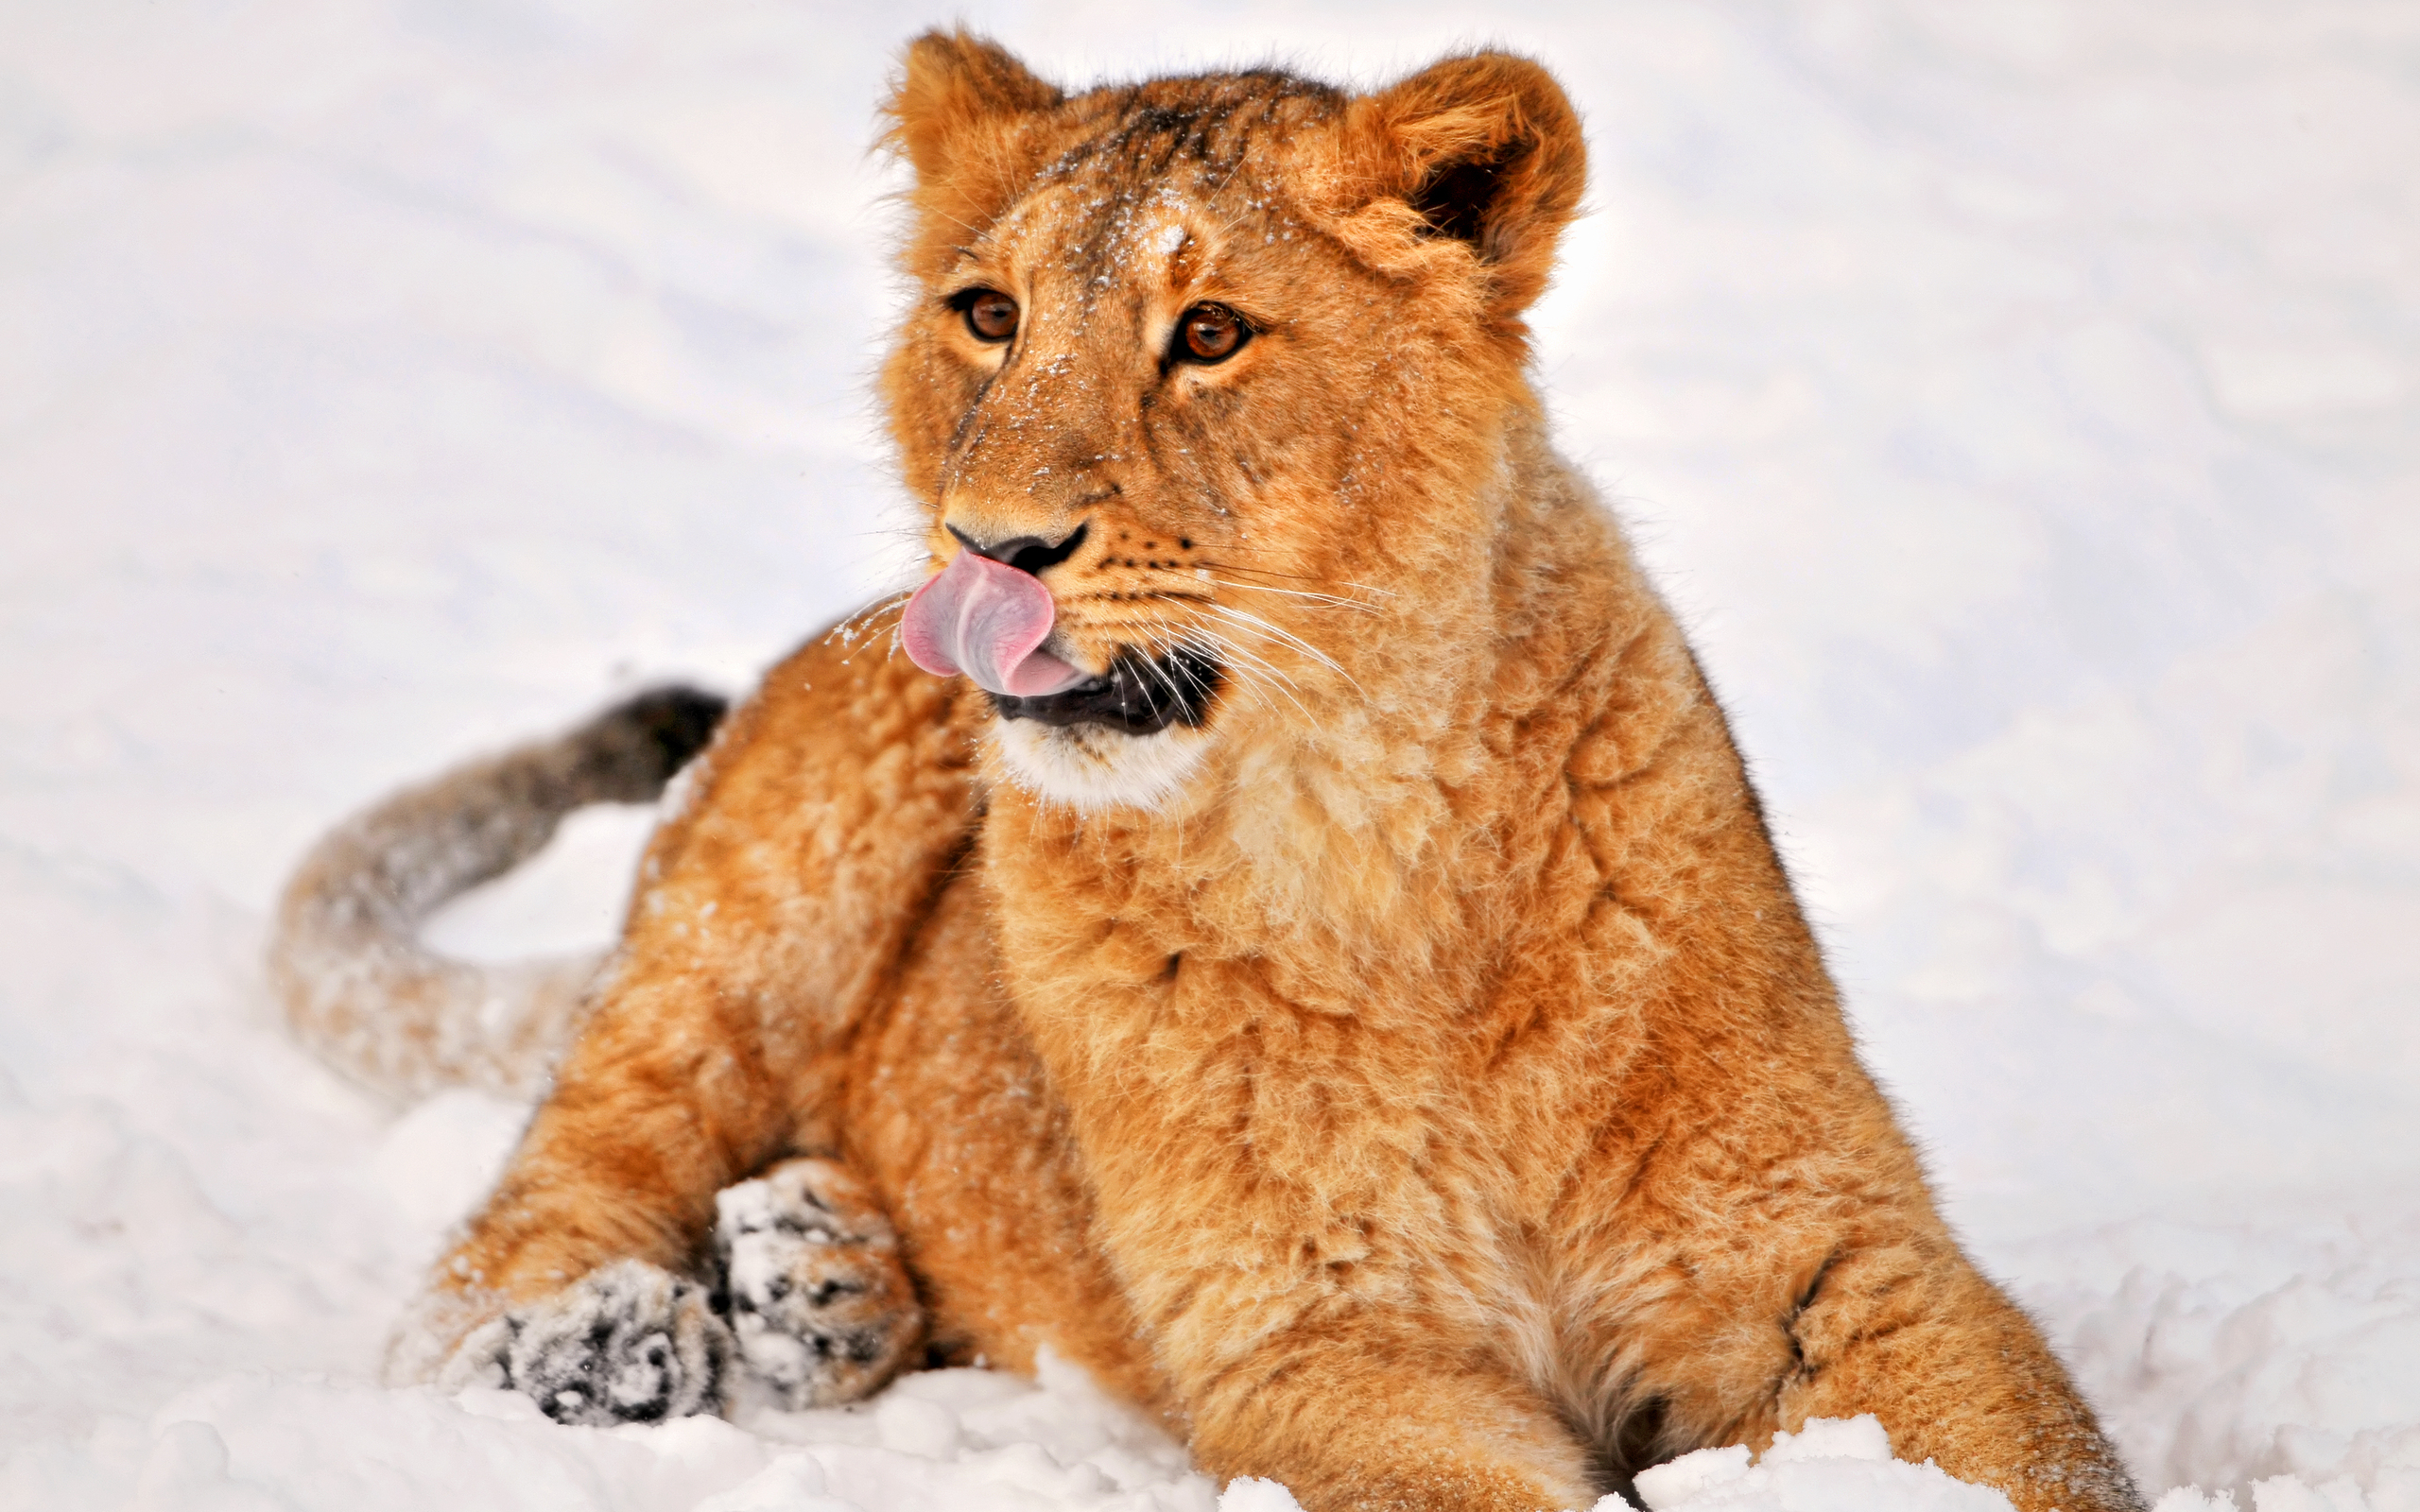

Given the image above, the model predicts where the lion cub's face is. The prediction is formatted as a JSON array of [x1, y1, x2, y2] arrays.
[[880, 39, 1584, 810]]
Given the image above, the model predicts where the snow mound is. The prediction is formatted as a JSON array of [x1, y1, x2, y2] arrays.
[[9, 1354, 1218, 1512], [1620, 1417, 2013, 1512], [2019, 1217, 2420, 1511], [2156, 1477, 2391, 1512]]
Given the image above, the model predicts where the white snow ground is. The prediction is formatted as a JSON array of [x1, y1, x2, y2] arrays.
[[1, 2, 2415, 1508]]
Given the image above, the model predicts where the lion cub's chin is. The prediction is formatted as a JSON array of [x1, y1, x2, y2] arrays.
[[991, 718, 1214, 814]]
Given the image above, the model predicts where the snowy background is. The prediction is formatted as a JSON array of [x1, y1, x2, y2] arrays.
[[2, 1, 2415, 1508]]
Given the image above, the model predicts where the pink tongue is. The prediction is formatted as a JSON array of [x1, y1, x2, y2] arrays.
[[900, 551, 1090, 697]]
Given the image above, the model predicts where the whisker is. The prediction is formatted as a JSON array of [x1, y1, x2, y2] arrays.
[[825, 589, 915, 659], [1134, 644, 1193, 718], [1174, 624, 1315, 725], [1169, 603, 1323, 683], [1193, 558, 1397, 601], [1184, 638, 1279, 721], [1217, 627, 1362, 709], [1196, 576, 1379, 615], [1170, 625, 1279, 713], [1197, 603, 1357, 689], [1164, 640, 1233, 713]]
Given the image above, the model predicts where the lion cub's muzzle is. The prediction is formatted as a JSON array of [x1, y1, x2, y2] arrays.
[[990, 646, 1222, 735], [905, 537, 1224, 735]]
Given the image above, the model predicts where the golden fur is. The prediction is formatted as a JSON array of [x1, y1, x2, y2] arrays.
[[305, 33, 2144, 1512]]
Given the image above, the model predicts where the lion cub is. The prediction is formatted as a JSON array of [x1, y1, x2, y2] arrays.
[[282, 32, 2143, 1512]]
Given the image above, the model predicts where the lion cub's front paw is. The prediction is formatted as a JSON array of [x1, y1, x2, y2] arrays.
[[441, 1259, 732, 1426], [715, 1157, 923, 1410]]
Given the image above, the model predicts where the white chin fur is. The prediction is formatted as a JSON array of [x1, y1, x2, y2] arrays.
[[992, 719, 1212, 813]]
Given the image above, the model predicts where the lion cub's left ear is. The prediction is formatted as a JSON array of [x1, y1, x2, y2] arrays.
[[1349, 53, 1586, 322]]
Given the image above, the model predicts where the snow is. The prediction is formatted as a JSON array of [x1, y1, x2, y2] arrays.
[[1623, 1417, 2016, 1512], [1, 2, 2414, 1510], [18, 1356, 1213, 1512]]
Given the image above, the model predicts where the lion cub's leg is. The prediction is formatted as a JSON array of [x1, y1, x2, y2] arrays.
[[1773, 1247, 2143, 1512], [389, 616, 983, 1396], [715, 1157, 923, 1411], [1183, 1329, 1600, 1512], [1600, 1226, 2140, 1512]]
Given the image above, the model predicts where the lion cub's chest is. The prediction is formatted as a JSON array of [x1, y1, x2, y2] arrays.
[[977, 800, 1550, 1224]]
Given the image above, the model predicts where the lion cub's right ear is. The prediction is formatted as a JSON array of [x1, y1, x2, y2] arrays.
[[883, 30, 1064, 274]]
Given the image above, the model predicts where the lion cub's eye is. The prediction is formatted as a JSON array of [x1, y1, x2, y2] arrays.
[[953, 288, 1019, 343], [1174, 303, 1249, 365]]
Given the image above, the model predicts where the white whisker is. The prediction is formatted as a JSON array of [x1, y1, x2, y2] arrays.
[[1198, 576, 1380, 615], [1195, 603, 1361, 697], [1193, 557, 1398, 603], [1174, 624, 1316, 726], [828, 590, 914, 659]]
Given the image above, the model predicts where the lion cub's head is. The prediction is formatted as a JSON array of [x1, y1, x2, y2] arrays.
[[880, 33, 1584, 811]]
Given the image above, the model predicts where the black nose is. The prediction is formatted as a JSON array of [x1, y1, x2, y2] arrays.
[[948, 522, 1089, 576]]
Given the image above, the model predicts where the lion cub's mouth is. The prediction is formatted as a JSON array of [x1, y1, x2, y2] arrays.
[[989, 647, 1221, 735]]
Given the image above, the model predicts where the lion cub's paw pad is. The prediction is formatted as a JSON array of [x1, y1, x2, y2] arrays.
[[445, 1259, 732, 1426], [714, 1158, 922, 1410]]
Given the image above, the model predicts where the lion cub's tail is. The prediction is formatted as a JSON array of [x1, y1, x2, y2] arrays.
[[269, 686, 726, 1104]]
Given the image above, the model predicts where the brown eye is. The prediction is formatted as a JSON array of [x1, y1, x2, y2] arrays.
[[957, 288, 1018, 343], [1176, 303, 1247, 364]]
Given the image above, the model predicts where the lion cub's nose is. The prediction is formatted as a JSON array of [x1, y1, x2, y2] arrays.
[[946, 521, 1090, 577]]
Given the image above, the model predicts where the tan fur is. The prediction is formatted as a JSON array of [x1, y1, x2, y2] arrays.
[[344, 34, 2142, 1512]]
